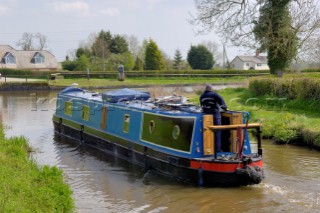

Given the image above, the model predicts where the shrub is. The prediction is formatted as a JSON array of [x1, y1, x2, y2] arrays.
[[261, 113, 298, 143], [249, 78, 320, 101], [301, 68, 320, 73]]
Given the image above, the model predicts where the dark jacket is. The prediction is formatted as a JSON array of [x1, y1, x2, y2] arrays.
[[200, 90, 227, 115]]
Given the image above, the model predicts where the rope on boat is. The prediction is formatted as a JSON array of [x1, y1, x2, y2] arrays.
[[238, 114, 249, 159]]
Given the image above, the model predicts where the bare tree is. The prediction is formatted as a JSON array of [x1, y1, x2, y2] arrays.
[[125, 35, 140, 60], [191, 0, 261, 49], [16, 32, 50, 50], [16, 32, 34, 50], [304, 35, 320, 64], [200, 40, 222, 63], [291, 1, 320, 62], [35, 33, 48, 50], [191, 0, 320, 58]]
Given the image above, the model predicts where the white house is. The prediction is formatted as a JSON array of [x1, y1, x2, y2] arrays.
[[0, 45, 61, 70], [230, 53, 269, 70]]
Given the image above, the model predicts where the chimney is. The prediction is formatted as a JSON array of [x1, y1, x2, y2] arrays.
[[256, 49, 260, 57]]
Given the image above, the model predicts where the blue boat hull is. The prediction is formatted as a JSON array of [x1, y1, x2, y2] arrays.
[[53, 118, 262, 187]]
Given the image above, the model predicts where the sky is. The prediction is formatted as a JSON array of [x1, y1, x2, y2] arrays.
[[0, 0, 249, 62]]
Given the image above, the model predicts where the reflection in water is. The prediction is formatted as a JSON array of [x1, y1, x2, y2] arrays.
[[0, 89, 320, 212]]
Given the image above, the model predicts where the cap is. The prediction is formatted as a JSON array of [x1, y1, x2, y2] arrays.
[[205, 84, 213, 91]]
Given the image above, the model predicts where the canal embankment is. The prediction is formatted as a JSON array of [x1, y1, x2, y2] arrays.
[[203, 76, 320, 151], [0, 76, 247, 91], [0, 125, 74, 212], [2, 73, 320, 151]]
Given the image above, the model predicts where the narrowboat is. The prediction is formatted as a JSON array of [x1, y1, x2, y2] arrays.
[[53, 86, 264, 186]]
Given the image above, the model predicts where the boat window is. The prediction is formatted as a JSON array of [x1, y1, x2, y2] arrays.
[[149, 120, 155, 133], [64, 101, 73, 116], [172, 125, 180, 140], [123, 114, 130, 133], [100, 106, 108, 129], [82, 105, 90, 121]]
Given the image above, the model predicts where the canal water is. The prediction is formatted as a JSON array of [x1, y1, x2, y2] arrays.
[[1, 89, 320, 213]]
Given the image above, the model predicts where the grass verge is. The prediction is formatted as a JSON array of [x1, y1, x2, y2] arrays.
[[190, 87, 320, 149], [0, 126, 74, 212], [48, 76, 246, 87]]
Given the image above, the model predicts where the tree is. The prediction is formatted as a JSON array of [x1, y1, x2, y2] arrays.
[[91, 30, 112, 58], [173, 49, 183, 70], [144, 39, 164, 70], [200, 41, 222, 64], [125, 35, 140, 60], [133, 57, 144, 70], [76, 55, 90, 71], [137, 39, 148, 64], [16, 33, 34, 50], [311, 37, 320, 64], [110, 34, 129, 54], [16, 32, 49, 51], [76, 47, 91, 58], [192, 0, 320, 76], [120, 52, 135, 70], [187, 45, 214, 70], [253, 1, 298, 76], [161, 50, 173, 71], [35, 33, 48, 50]]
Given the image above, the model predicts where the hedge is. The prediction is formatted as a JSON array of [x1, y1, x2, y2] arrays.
[[301, 68, 320, 73], [249, 78, 320, 100], [0, 68, 58, 76]]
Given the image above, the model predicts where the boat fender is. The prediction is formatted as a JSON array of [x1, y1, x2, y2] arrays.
[[80, 125, 84, 143], [198, 161, 204, 187], [236, 165, 263, 184], [58, 118, 62, 134]]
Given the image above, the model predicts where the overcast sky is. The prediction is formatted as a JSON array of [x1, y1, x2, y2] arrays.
[[0, 0, 248, 62]]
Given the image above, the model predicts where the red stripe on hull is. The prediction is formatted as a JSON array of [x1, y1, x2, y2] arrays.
[[190, 159, 263, 173]]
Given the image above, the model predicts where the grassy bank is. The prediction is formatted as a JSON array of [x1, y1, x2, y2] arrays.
[[0, 126, 74, 212], [48, 76, 247, 87], [0, 76, 247, 90], [192, 87, 320, 149]]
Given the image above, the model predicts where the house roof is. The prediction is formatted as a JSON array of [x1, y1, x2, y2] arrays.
[[236, 56, 268, 64], [0, 45, 15, 58], [0, 45, 60, 69]]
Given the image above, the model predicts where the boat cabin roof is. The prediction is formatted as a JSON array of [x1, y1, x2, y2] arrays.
[[59, 87, 202, 114]]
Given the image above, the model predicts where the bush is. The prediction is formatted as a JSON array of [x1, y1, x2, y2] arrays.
[[249, 78, 320, 101], [0, 68, 57, 77], [301, 68, 320, 73], [62, 61, 78, 71]]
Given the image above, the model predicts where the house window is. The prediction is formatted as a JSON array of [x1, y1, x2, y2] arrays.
[[1, 52, 16, 64], [31, 52, 45, 64], [246, 63, 250, 67], [257, 63, 262, 66]]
